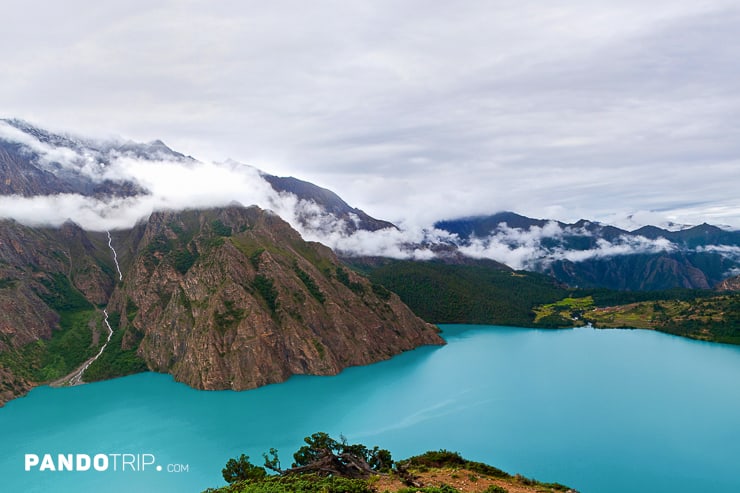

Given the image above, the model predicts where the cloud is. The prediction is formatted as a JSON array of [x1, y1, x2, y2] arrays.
[[0, 128, 288, 230], [0, 121, 82, 170], [1, 1, 740, 230], [554, 236, 676, 263], [696, 244, 740, 259], [456, 222, 677, 269], [301, 224, 445, 261]]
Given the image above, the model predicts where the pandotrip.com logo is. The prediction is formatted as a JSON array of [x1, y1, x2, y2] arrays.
[[24, 453, 190, 473]]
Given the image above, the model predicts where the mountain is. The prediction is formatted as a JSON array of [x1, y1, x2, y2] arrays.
[[0, 118, 394, 237], [0, 206, 442, 406], [0, 220, 116, 404], [434, 213, 740, 291], [261, 174, 396, 233], [104, 206, 441, 390], [0, 118, 184, 198]]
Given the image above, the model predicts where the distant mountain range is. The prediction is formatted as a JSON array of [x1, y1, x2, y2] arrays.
[[2, 117, 739, 292], [435, 212, 740, 290]]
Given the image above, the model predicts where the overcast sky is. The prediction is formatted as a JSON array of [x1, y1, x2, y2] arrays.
[[2, 0, 739, 229]]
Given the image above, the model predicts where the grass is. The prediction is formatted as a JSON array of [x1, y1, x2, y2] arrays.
[[0, 309, 99, 382], [0, 273, 104, 382], [203, 474, 372, 493], [583, 293, 740, 344], [533, 296, 594, 324]]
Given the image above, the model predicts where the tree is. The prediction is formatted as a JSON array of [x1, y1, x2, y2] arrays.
[[222, 454, 267, 484], [293, 432, 340, 467], [261, 432, 393, 479], [368, 446, 393, 473]]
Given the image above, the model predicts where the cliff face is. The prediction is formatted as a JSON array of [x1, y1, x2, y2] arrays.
[[0, 221, 113, 350], [107, 206, 441, 391], [0, 206, 442, 405]]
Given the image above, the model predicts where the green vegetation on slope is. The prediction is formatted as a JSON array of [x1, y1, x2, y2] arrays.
[[533, 291, 740, 344], [207, 474, 371, 493], [347, 259, 568, 326], [350, 258, 739, 345], [203, 432, 574, 493], [583, 294, 740, 344], [533, 297, 595, 327], [0, 274, 100, 382], [294, 264, 326, 303], [83, 311, 147, 381]]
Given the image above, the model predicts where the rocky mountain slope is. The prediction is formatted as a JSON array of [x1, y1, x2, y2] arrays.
[[0, 220, 116, 403], [105, 206, 441, 391], [0, 206, 442, 406], [261, 174, 396, 234]]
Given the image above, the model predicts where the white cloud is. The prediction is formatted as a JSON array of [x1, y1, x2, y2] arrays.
[[0, 121, 82, 170], [696, 245, 740, 259], [457, 223, 677, 269], [0, 149, 288, 231], [555, 236, 676, 263], [302, 223, 450, 261]]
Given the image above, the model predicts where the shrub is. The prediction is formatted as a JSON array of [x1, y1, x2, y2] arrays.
[[253, 275, 278, 313], [222, 454, 266, 484], [483, 485, 508, 493], [211, 220, 232, 237]]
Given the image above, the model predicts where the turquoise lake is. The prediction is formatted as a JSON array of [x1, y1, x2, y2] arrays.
[[2, 325, 740, 493]]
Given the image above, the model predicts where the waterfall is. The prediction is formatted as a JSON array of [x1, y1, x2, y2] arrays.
[[107, 231, 123, 281]]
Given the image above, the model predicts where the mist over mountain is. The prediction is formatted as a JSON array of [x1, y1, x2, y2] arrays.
[[1, 118, 739, 290], [0, 119, 395, 241], [435, 212, 740, 290]]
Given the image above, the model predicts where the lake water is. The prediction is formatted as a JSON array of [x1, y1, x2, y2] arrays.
[[2, 325, 740, 493]]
